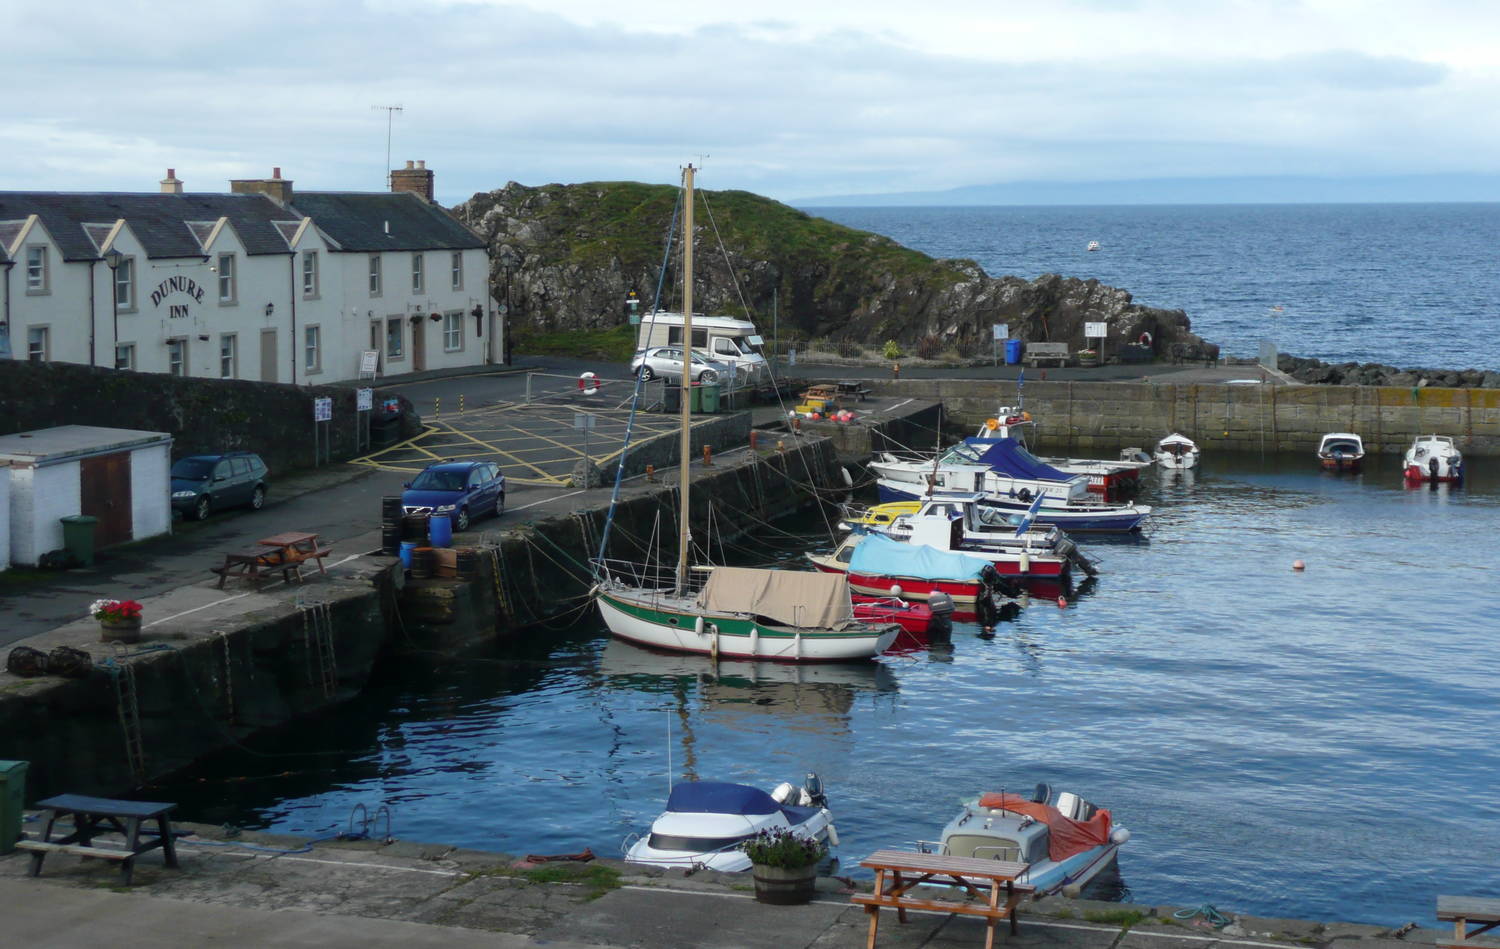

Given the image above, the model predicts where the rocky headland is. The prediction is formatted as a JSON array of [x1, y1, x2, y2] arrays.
[[1278, 353, 1500, 389]]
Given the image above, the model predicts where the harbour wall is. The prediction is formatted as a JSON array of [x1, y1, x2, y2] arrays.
[[868, 379, 1500, 457], [1, 437, 845, 800]]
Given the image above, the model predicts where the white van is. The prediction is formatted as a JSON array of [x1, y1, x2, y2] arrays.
[[636, 312, 769, 385]]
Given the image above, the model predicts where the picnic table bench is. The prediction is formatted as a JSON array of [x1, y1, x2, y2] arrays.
[[15, 793, 179, 885], [210, 531, 332, 588], [835, 380, 872, 401], [1023, 342, 1071, 368], [851, 849, 1035, 949], [1438, 895, 1500, 949]]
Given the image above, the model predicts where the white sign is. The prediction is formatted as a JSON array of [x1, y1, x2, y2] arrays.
[[1084, 322, 1108, 338], [359, 350, 379, 374], [313, 397, 333, 422], [573, 413, 597, 430], [356, 388, 373, 411], [992, 324, 1008, 341]]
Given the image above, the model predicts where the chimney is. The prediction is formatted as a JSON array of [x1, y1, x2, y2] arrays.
[[160, 168, 184, 194], [229, 166, 294, 205], [390, 159, 434, 202]]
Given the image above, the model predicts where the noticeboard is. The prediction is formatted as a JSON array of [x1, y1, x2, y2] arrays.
[[992, 324, 1008, 341], [356, 388, 373, 411], [359, 350, 379, 374], [313, 397, 333, 422], [1084, 322, 1108, 338]]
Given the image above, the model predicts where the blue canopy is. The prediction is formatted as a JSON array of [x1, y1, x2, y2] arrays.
[[848, 533, 986, 582], [666, 781, 779, 815], [967, 438, 1072, 481]]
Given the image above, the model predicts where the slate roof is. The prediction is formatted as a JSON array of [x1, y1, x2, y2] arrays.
[[0, 192, 299, 261], [291, 192, 484, 253]]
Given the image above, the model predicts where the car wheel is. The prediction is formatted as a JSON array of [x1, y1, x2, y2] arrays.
[[455, 507, 470, 532], [250, 485, 266, 511], [699, 369, 718, 384], [639, 365, 655, 382], [495, 492, 506, 518], [194, 495, 212, 521]]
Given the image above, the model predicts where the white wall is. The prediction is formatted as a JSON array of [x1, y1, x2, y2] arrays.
[[129, 443, 171, 541], [8, 462, 80, 566], [0, 473, 10, 571]]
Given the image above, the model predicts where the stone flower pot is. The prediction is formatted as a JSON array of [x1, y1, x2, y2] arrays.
[[751, 863, 817, 905], [98, 617, 143, 644]]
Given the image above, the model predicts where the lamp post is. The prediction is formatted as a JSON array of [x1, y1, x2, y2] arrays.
[[497, 247, 520, 366], [103, 249, 125, 368]]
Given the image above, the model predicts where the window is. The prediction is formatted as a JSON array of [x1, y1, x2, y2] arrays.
[[114, 343, 135, 370], [219, 334, 237, 379], [385, 317, 404, 359], [450, 252, 463, 291], [302, 251, 319, 297], [26, 326, 48, 362], [114, 256, 135, 310], [443, 311, 463, 351], [217, 253, 237, 303], [231, 457, 250, 476], [213, 460, 232, 480], [368, 255, 382, 296], [411, 253, 424, 293], [25, 246, 48, 293], [167, 338, 188, 376], [304, 325, 322, 373]]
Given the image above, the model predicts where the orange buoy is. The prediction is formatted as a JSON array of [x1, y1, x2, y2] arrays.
[[1056, 596, 1067, 608], [1292, 560, 1306, 571]]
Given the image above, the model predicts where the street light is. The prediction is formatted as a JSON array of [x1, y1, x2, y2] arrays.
[[103, 249, 126, 368], [497, 246, 520, 366]]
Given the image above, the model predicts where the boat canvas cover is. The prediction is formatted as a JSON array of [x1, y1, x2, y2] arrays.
[[848, 533, 986, 582], [969, 439, 1072, 482], [978, 792, 1112, 863], [696, 567, 853, 628], [667, 781, 779, 815]]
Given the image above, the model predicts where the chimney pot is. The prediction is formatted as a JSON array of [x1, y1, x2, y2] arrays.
[[167, 168, 175, 178], [273, 166, 282, 179], [161, 168, 184, 194], [405, 160, 415, 169], [417, 160, 426, 170]]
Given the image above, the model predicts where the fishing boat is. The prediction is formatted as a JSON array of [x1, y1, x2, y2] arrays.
[[624, 776, 835, 872], [919, 784, 1130, 898], [592, 165, 899, 662], [1316, 432, 1365, 472], [875, 478, 1151, 533], [1154, 433, 1199, 469], [875, 438, 1091, 507], [1404, 434, 1464, 483], [807, 533, 1018, 623]]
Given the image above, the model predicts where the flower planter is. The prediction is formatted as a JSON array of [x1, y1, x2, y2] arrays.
[[751, 863, 817, 905], [98, 617, 142, 643]]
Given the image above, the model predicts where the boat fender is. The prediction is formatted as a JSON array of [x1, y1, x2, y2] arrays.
[[1019, 551, 1030, 573], [841, 467, 854, 487], [1110, 827, 1131, 844], [826, 822, 840, 847], [1016, 488, 1032, 502], [695, 616, 705, 636], [1138, 331, 1153, 347], [889, 583, 902, 596]]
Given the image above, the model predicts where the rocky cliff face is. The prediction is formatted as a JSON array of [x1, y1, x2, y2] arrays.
[[453, 181, 1219, 360]]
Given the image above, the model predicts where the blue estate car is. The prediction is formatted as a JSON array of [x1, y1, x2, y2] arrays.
[[171, 452, 269, 521], [401, 461, 506, 531]]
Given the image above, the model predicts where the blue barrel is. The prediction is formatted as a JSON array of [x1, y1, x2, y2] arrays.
[[399, 541, 418, 569], [428, 513, 453, 548], [1005, 338, 1024, 365]]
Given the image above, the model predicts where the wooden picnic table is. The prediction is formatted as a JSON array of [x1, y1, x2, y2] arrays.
[[209, 532, 331, 587], [852, 849, 1034, 949], [257, 532, 331, 576], [1438, 895, 1500, 949], [15, 793, 179, 885]]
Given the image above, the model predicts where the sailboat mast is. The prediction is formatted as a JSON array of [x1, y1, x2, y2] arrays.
[[676, 164, 695, 594]]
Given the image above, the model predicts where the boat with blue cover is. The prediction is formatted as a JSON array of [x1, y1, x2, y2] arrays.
[[624, 777, 835, 871], [873, 437, 1091, 506], [875, 478, 1151, 533]]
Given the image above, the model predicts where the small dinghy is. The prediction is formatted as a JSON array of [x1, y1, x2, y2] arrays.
[[1404, 434, 1463, 483], [921, 784, 1129, 898], [1154, 434, 1199, 469], [624, 776, 835, 872], [1317, 432, 1365, 472]]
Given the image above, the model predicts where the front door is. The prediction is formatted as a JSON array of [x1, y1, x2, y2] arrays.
[[80, 451, 133, 548], [260, 329, 278, 382], [411, 319, 426, 372]]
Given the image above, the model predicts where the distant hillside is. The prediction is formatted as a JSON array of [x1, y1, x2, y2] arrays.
[[452, 181, 1218, 358]]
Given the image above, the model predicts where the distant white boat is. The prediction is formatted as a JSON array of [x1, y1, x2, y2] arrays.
[[1154, 433, 1199, 470], [1086, 241, 1101, 252]]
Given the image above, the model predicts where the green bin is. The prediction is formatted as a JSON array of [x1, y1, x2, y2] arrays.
[[60, 514, 99, 566], [688, 385, 703, 414], [699, 382, 720, 413], [0, 760, 27, 855]]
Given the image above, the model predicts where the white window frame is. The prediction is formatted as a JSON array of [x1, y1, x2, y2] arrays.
[[442, 311, 464, 352], [114, 342, 135, 370], [304, 324, 322, 374], [114, 255, 136, 311], [219, 334, 238, 379], [302, 251, 319, 298], [167, 337, 189, 376], [217, 253, 237, 304], [25, 246, 49, 294], [385, 317, 404, 360], [368, 255, 382, 297], [411, 253, 424, 294], [450, 252, 463, 291], [26, 325, 49, 362]]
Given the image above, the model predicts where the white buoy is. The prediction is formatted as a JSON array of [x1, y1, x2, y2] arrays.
[[890, 584, 902, 596]]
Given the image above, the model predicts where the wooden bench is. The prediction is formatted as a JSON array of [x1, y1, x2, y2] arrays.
[[1438, 895, 1500, 949], [20, 794, 179, 886], [1023, 342, 1070, 367], [852, 849, 1035, 949]]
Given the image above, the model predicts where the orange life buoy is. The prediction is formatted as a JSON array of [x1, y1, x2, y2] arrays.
[[1138, 331, 1153, 347]]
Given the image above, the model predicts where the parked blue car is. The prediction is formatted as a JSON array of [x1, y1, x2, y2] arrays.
[[401, 461, 506, 531]]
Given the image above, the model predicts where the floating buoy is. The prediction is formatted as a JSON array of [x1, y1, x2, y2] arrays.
[[1292, 559, 1306, 571], [1056, 596, 1067, 608], [889, 584, 903, 596]]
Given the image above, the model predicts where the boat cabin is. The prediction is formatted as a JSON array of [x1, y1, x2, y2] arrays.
[[943, 805, 1050, 864]]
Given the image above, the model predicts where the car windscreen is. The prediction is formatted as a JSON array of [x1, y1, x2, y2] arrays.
[[410, 469, 468, 491], [172, 458, 216, 480]]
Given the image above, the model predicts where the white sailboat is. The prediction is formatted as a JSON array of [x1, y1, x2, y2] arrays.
[[593, 165, 899, 662]]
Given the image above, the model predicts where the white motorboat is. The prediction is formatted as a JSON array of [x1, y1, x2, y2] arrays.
[[624, 776, 835, 872], [1404, 434, 1464, 483], [1086, 240, 1101, 252], [1317, 432, 1365, 473], [1154, 433, 1199, 469], [920, 784, 1129, 898]]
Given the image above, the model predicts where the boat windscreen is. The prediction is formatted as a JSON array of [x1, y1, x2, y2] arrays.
[[666, 781, 779, 815], [648, 832, 751, 853]]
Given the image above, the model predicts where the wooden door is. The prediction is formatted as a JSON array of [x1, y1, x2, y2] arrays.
[[412, 319, 426, 372], [260, 329, 278, 382], [80, 452, 133, 548]]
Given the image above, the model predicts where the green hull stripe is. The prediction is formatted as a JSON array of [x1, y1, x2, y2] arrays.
[[600, 591, 878, 641]]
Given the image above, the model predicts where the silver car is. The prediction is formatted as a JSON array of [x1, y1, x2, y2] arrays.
[[630, 346, 735, 384]]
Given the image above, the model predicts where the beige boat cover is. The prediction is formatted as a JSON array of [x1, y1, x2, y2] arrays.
[[695, 567, 853, 629]]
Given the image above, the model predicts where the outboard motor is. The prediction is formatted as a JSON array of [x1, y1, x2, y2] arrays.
[[802, 772, 826, 808], [1029, 782, 1052, 804], [1429, 456, 1439, 479], [927, 591, 955, 639]]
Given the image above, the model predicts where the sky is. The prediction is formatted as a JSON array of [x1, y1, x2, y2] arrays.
[[6, 0, 1498, 205]]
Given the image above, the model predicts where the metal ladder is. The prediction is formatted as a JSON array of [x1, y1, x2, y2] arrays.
[[300, 600, 338, 698], [107, 658, 147, 785]]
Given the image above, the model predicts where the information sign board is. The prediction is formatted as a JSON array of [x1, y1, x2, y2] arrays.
[[313, 397, 333, 422], [1084, 322, 1108, 338]]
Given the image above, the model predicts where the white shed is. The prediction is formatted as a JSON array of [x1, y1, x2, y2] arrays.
[[0, 425, 173, 566], [0, 462, 10, 571]]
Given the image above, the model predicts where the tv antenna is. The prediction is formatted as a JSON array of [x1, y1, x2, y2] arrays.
[[372, 105, 404, 187]]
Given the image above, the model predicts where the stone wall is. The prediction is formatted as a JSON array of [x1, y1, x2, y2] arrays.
[[0, 361, 418, 474], [868, 379, 1500, 457]]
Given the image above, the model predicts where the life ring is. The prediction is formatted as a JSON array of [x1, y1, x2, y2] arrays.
[[1138, 331, 1153, 347], [578, 372, 601, 395]]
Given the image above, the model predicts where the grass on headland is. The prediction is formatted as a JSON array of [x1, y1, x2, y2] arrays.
[[1084, 908, 1146, 929]]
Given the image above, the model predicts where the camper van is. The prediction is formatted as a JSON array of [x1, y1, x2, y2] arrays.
[[636, 312, 769, 385]]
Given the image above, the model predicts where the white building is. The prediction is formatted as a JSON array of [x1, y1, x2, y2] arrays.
[[0, 163, 497, 383]]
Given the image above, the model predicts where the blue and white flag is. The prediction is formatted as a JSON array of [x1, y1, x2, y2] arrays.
[[1013, 491, 1046, 536]]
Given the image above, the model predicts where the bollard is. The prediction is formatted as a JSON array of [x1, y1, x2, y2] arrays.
[[646, 464, 656, 482], [459, 394, 465, 415], [703, 445, 713, 467], [891, 362, 901, 379], [776, 439, 785, 453], [793, 417, 801, 431], [434, 397, 441, 417], [749, 430, 758, 450]]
